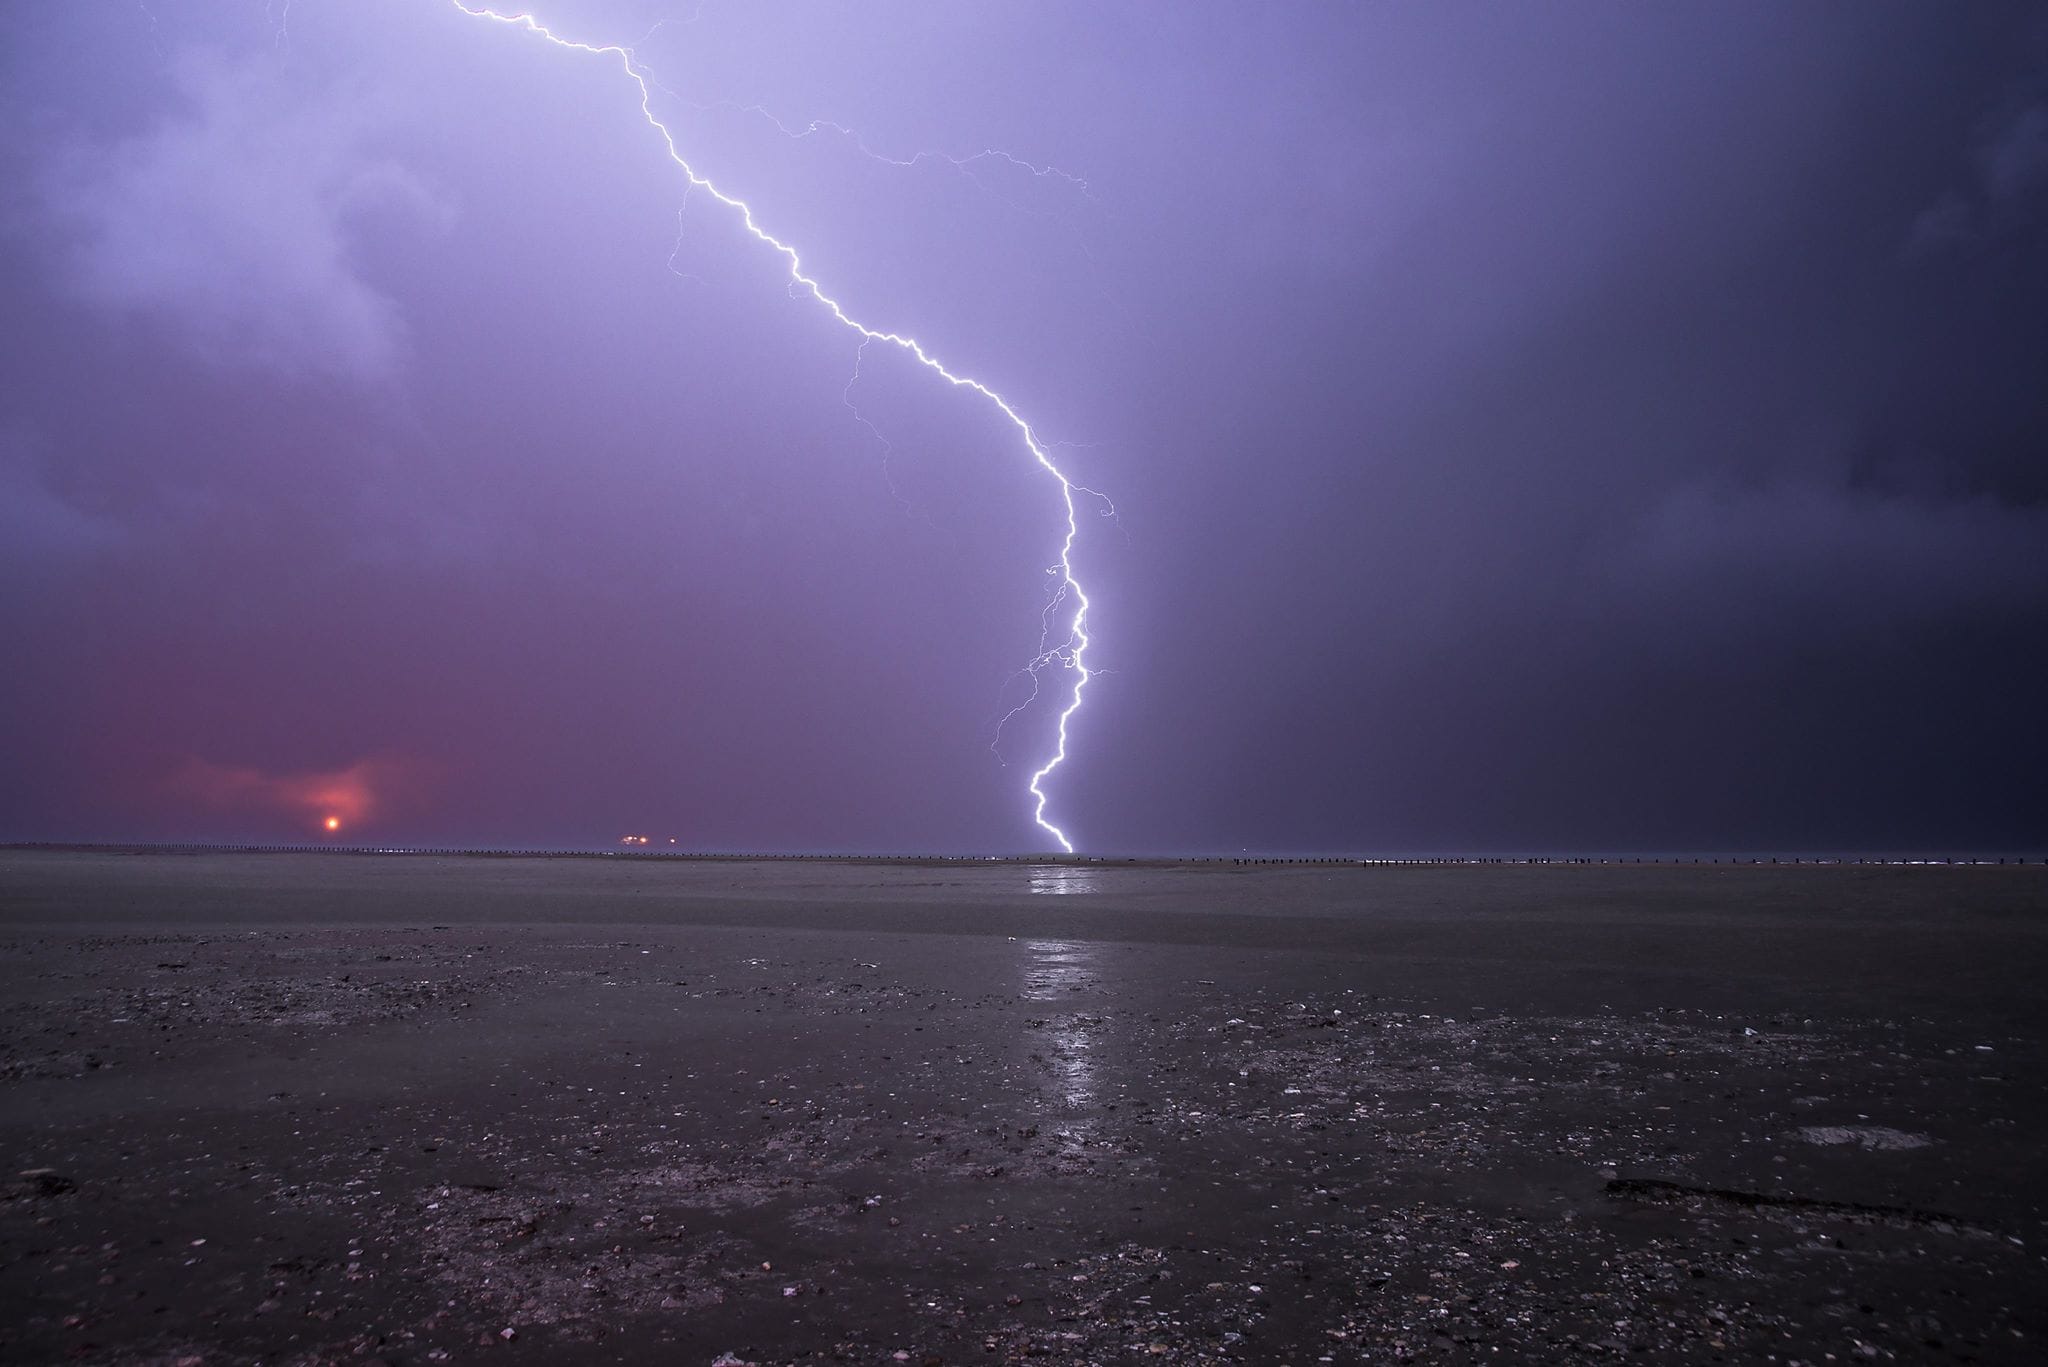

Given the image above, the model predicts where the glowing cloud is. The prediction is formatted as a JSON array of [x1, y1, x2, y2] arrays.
[[172, 755, 416, 834]]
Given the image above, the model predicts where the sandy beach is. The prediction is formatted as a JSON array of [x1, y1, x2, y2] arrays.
[[1, 851, 2042, 1364]]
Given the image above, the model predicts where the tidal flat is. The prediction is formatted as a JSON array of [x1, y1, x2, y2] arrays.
[[1, 851, 2042, 1365]]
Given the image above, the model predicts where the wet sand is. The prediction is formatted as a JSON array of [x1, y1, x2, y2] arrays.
[[1, 850, 2042, 1364]]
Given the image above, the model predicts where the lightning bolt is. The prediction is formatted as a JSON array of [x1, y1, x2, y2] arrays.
[[267, 0, 295, 50], [624, 54, 1096, 212], [685, 101, 1095, 211], [448, 3, 1099, 852], [841, 337, 925, 526]]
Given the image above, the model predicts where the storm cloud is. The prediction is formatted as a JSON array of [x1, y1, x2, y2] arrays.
[[3, 1, 2042, 853], [41, 46, 448, 381]]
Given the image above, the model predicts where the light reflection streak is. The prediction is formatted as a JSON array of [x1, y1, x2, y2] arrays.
[[1020, 937, 1099, 1109]]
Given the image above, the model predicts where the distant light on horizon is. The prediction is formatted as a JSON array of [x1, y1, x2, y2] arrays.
[[324, 816, 341, 832]]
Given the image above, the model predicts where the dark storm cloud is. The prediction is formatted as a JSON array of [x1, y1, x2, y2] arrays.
[[0, 426, 124, 563], [39, 46, 449, 382], [2, 1, 2043, 852], [1909, 75, 2048, 255], [1624, 477, 2048, 624]]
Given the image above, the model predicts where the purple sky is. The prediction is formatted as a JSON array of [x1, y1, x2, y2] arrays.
[[4, 1, 2045, 854]]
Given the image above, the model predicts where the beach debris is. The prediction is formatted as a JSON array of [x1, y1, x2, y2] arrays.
[[0, 882, 2033, 1367], [18, 1168, 74, 1196], [1796, 1125, 1932, 1151]]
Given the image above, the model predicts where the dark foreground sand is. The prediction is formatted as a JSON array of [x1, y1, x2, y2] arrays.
[[1, 852, 2042, 1365]]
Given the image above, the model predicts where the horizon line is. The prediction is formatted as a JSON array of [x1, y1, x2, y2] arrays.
[[2, 841, 2041, 866]]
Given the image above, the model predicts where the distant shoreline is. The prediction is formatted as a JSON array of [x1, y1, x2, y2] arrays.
[[0, 840, 2039, 866]]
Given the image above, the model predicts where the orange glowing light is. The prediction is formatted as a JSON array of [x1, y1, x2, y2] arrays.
[[324, 816, 341, 832]]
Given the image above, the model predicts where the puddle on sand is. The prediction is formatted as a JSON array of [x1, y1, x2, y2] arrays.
[[1026, 865, 1099, 896], [1021, 939, 1098, 1001], [1020, 939, 1100, 1108]]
